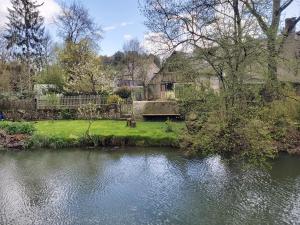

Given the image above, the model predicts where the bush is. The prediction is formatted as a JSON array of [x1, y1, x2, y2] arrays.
[[0, 121, 35, 135], [165, 118, 174, 132], [107, 95, 122, 104], [36, 64, 66, 91], [115, 87, 131, 99], [60, 109, 77, 120], [39, 94, 60, 108], [180, 111, 277, 166]]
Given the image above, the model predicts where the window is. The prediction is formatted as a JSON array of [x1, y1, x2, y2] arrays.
[[165, 83, 174, 91]]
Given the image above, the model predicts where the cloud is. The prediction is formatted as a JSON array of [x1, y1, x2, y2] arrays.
[[103, 26, 117, 31], [120, 22, 134, 27], [142, 32, 172, 58], [124, 34, 133, 41], [103, 22, 134, 33], [0, 0, 61, 28]]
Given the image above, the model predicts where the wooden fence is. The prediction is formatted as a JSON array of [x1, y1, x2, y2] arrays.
[[1, 95, 133, 119], [36, 95, 133, 116], [36, 95, 108, 110]]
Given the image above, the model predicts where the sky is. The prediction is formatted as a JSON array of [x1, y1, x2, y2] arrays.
[[79, 0, 147, 56], [0, 0, 299, 56]]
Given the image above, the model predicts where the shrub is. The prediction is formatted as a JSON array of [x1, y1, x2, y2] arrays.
[[36, 64, 66, 91], [107, 95, 122, 104], [39, 94, 60, 108], [60, 109, 77, 120], [115, 87, 131, 99], [180, 111, 277, 166], [0, 121, 35, 135], [165, 118, 174, 132]]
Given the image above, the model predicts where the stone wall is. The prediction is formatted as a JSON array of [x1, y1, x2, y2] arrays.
[[2, 105, 121, 121], [133, 101, 180, 119]]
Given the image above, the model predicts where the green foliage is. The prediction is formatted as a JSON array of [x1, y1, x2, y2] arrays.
[[26, 120, 184, 149], [179, 82, 300, 165], [27, 135, 77, 149], [115, 87, 131, 99], [107, 95, 122, 104], [78, 103, 99, 120], [5, 0, 46, 69], [60, 109, 76, 120], [27, 133, 178, 149], [39, 94, 60, 107], [78, 103, 99, 137], [58, 40, 114, 94], [0, 62, 11, 92], [165, 118, 174, 133], [36, 65, 66, 91], [178, 84, 220, 119], [178, 83, 287, 165], [34, 120, 183, 143], [180, 109, 277, 166], [0, 121, 35, 135]]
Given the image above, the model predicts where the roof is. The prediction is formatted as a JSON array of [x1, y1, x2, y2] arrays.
[[149, 50, 216, 85]]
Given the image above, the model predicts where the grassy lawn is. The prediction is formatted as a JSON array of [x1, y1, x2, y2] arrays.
[[35, 120, 184, 141]]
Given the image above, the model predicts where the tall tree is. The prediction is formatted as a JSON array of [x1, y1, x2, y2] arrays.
[[58, 39, 113, 94], [5, 0, 46, 91], [56, 1, 102, 45], [242, 0, 300, 89], [123, 39, 144, 81], [141, 0, 262, 107]]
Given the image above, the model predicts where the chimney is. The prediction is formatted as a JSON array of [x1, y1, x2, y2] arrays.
[[285, 17, 297, 34]]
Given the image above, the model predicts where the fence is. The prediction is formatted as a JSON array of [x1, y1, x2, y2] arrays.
[[36, 95, 108, 110], [36, 95, 133, 117], [1, 95, 133, 119]]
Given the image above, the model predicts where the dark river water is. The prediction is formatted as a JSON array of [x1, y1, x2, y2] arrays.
[[0, 148, 300, 225]]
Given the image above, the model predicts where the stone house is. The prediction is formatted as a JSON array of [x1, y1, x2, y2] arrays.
[[114, 56, 160, 100], [278, 28, 300, 93], [147, 18, 300, 100], [244, 18, 300, 92], [147, 51, 220, 100]]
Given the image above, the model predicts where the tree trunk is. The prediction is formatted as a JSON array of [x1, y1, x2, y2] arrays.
[[265, 33, 280, 100], [267, 36, 278, 82]]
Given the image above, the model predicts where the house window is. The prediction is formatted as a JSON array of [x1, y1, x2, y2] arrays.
[[165, 83, 174, 91]]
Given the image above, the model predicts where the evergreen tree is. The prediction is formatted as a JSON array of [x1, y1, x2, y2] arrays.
[[5, 0, 46, 92]]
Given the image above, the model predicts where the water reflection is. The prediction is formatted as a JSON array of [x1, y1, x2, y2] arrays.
[[0, 149, 299, 225]]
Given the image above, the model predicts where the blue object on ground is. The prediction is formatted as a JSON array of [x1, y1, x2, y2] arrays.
[[0, 112, 5, 120]]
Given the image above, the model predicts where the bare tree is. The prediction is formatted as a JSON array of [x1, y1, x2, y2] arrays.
[[123, 39, 144, 81], [56, 1, 102, 45], [78, 103, 99, 138], [242, 0, 300, 85], [140, 0, 262, 107]]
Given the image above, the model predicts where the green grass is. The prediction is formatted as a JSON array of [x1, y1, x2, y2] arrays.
[[31, 120, 184, 148]]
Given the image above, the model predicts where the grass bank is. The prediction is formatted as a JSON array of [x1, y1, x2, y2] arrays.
[[29, 120, 184, 149]]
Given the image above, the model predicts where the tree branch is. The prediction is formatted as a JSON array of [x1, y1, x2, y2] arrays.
[[242, 0, 269, 33], [279, 0, 294, 13]]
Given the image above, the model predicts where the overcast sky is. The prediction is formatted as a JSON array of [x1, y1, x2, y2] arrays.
[[0, 0, 299, 56]]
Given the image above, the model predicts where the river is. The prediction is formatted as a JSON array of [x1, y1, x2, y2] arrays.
[[0, 148, 299, 225]]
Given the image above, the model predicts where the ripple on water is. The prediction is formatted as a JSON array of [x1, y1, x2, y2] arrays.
[[0, 149, 300, 225]]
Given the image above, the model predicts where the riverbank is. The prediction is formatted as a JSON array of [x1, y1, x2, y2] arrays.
[[0, 120, 184, 149], [1, 120, 300, 156]]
